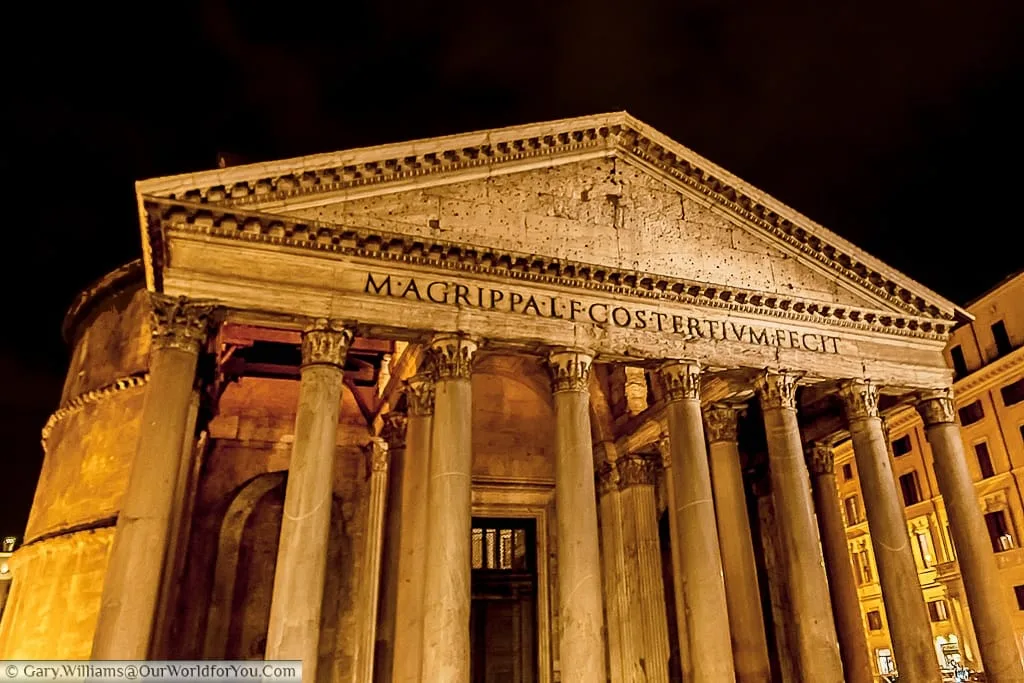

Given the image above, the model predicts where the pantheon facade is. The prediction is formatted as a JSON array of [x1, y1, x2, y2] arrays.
[[1, 113, 1020, 682]]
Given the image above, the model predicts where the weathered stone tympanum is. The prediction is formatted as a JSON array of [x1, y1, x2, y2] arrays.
[[4, 113, 1019, 682]]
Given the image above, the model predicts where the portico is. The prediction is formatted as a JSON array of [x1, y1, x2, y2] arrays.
[[5, 113, 1020, 683]]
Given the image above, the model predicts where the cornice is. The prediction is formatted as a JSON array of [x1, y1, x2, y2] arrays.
[[62, 260, 145, 344], [953, 345, 1024, 400], [137, 113, 959, 322], [40, 372, 149, 452], [144, 199, 953, 341]]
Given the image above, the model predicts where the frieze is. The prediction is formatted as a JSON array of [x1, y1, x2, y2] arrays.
[[40, 372, 150, 453], [147, 198, 953, 341], [547, 349, 593, 394], [150, 293, 217, 354], [429, 334, 478, 381], [143, 114, 953, 322], [660, 361, 701, 402], [301, 319, 354, 368], [837, 380, 880, 421], [916, 388, 956, 426], [755, 371, 799, 410]]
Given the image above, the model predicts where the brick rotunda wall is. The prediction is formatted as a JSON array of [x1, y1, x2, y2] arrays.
[[0, 261, 150, 658]]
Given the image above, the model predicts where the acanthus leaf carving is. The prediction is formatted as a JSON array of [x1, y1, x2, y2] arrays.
[[754, 371, 798, 410], [659, 361, 701, 402], [547, 349, 594, 394], [149, 293, 217, 354], [301, 319, 354, 368]]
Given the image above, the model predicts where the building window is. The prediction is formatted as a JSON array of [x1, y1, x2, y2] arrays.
[[844, 495, 862, 525], [867, 610, 883, 631], [915, 529, 935, 568], [958, 400, 985, 426], [853, 549, 873, 585], [992, 320, 1013, 358], [899, 471, 923, 506], [985, 510, 1015, 553], [1001, 378, 1024, 407], [842, 463, 854, 481], [471, 523, 530, 570], [1014, 585, 1024, 610], [975, 442, 996, 479], [927, 599, 949, 622], [876, 648, 895, 674], [950, 344, 969, 378], [891, 434, 913, 457]]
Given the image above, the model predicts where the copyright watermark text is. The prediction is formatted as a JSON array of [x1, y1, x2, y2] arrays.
[[1, 661, 300, 683]]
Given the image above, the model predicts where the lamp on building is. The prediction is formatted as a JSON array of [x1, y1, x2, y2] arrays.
[[1, 537, 14, 553]]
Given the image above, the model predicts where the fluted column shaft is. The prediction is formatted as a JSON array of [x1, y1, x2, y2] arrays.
[[548, 349, 607, 683], [353, 438, 391, 683], [917, 390, 1024, 683], [840, 381, 939, 682], [92, 294, 215, 659], [618, 454, 671, 682], [806, 443, 874, 683], [597, 462, 630, 683], [660, 361, 735, 682], [705, 405, 771, 683], [265, 321, 353, 680], [421, 335, 477, 683], [754, 371, 843, 683], [389, 375, 435, 683]]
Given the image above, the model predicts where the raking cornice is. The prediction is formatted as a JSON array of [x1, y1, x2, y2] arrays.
[[135, 112, 966, 322]]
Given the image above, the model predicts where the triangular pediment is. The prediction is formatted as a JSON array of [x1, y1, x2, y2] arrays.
[[136, 112, 966, 324]]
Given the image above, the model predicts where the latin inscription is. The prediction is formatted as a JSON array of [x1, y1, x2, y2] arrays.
[[365, 273, 841, 354]]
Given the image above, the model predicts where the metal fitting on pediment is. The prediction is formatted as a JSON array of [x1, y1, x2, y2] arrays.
[[837, 380, 880, 421], [659, 360, 701, 402], [149, 293, 217, 354], [547, 348, 594, 394], [301, 319, 354, 369], [754, 370, 799, 410], [915, 387, 956, 426], [806, 442, 835, 476], [704, 404, 745, 444], [429, 334, 478, 381]]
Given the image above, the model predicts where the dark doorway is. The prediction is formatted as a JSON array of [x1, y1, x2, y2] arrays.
[[470, 517, 538, 683]]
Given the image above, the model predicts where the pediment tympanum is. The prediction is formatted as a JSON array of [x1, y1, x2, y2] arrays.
[[136, 112, 966, 389]]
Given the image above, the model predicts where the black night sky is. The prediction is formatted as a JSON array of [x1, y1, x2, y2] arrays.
[[2, 1, 1022, 536]]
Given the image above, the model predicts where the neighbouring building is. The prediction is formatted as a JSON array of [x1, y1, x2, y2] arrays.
[[831, 270, 1024, 678], [0, 112, 1021, 683]]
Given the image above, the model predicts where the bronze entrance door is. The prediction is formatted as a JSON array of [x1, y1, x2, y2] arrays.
[[470, 518, 538, 683]]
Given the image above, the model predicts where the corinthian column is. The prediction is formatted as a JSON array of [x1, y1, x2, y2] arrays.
[[353, 438, 390, 683], [660, 361, 735, 682], [704, 405, 770, 683], [597, 460, 629, 683], [838, 381, 939, 681], [618, 453, 672, 682], [92, 294, 215, 659], [388, 372, 435, 683], [548, 349, 607, 683], [265, 320, 353, 680], [917, 389, 1024, 682], [805, 443, 874, 683], [754, 371, 843, 683], [421, 335, 477, 683], [657, 436, 693, 682]]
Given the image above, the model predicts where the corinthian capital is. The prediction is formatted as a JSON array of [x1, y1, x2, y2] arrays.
[[704, 404, 744, 444], [404, 372, 436, 416], [656, 433, 672, 468], [837, 380, 880, 421], [429, 334, 478, 381], [915, 387, 956, 426], [754, 371, 798, 410], [365, 437, 389, 475], [806, 442, 835, 475], [596, 460, 619, 496], [149, 293, 217, 354], [301, 319, 354, 368], [617, 453, 658, 489], [547, 348, 594, 394], [659, 360, 701, 402], [381, 411, 408, 450]]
